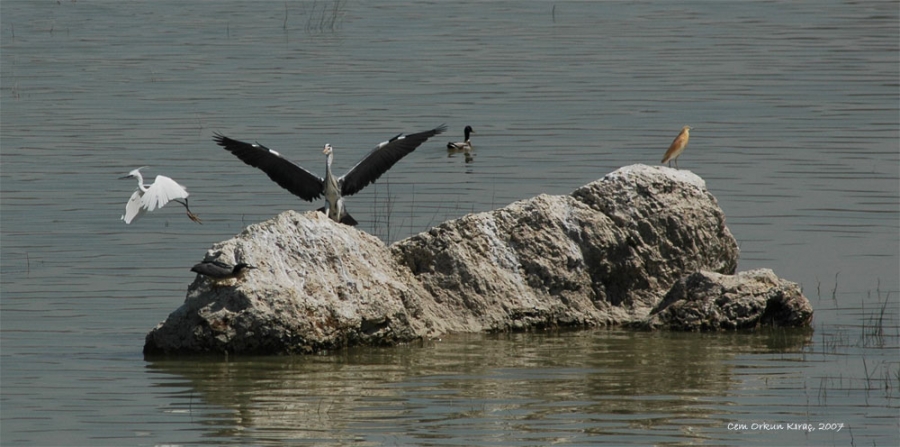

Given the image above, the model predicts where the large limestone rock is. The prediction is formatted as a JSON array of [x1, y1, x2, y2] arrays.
[[144, 211, 455, 355], [144, 165, 810, 355], [392, 165, 739, 329]]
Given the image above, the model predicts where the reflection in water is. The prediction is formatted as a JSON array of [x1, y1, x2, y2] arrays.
[[147, 330, 816, 445], [447, 147, 475, 164]]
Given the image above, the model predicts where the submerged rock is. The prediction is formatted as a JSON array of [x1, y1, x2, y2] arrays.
[[144, 165, 811, 355]]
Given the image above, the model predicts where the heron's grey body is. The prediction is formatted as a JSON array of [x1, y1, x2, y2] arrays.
[[214, 125, 446, 225], [191, 261, 256, 281], [321, 146, 352, 223]]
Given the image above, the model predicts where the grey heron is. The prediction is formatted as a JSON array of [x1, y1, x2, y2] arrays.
[[661, 126, 692, 169], [447, 125, 475, 151], [120, 167, 202, 224], [191, 260, 256, 281], [213, 124, 446, 225]]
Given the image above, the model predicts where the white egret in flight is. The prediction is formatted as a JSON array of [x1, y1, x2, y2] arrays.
[[120, 167, 202, 224]]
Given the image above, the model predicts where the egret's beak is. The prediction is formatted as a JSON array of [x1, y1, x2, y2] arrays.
[[118, 174, 133, 180]]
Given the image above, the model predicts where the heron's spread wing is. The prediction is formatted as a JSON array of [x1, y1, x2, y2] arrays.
[[213, 133, 324, 201], [340, 124, 447, 197], [122, 190, 146, 224]]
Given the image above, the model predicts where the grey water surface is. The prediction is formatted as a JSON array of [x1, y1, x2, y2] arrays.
[[1, 1, 897, 446]]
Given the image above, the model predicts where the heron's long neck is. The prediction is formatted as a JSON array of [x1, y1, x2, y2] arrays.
[[135, 172, 149, 192], [324, 152, 334, 183]]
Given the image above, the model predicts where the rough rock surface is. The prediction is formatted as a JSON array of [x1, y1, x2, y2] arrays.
[[392, 165, 739, 330], [144, 165, 811, 355], [637, 269, 815, 331], [144, 211, 452, 355]]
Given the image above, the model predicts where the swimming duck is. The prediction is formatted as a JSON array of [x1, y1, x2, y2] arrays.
[[446, 125, 475, 151]]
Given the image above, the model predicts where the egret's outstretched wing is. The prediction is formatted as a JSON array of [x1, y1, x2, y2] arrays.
[[122, 190, 146, 224], [213, 133, 325, 201], [141, 175, 189, 211], [340, 124, 446, 197]]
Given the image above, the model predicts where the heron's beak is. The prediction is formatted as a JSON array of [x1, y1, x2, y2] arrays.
[[118, 174, 133, 180]]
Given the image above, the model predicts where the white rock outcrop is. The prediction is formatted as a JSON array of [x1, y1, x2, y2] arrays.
[[144, 165, 811, 355]]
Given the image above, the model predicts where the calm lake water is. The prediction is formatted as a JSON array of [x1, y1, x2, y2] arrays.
[[1, 1, 897, 445]]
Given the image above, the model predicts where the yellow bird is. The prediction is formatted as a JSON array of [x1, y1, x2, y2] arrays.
[[661, 125, 692, 168]]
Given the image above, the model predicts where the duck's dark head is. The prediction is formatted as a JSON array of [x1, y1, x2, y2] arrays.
[[464, 126, 475, 140]]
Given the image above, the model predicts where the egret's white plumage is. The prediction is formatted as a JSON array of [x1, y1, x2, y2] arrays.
[[120, 167, 201, 224]]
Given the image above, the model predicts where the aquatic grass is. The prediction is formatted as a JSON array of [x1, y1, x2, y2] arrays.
[[816, 375, 828, 405], [408, 184, 415, 243], [892, 364, 900, 398], [859, 280, 893, 349], [804, 280, 900, 412], [860, 357, 900, 405], [811, 359, 899, 408], [831, 271, 840, 302], [301, 0, 347, 34], [818, 325, 849, 354], [368, 175, 479, 244], [383, 174, 395, 242], [368, 177, 392, 243]]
